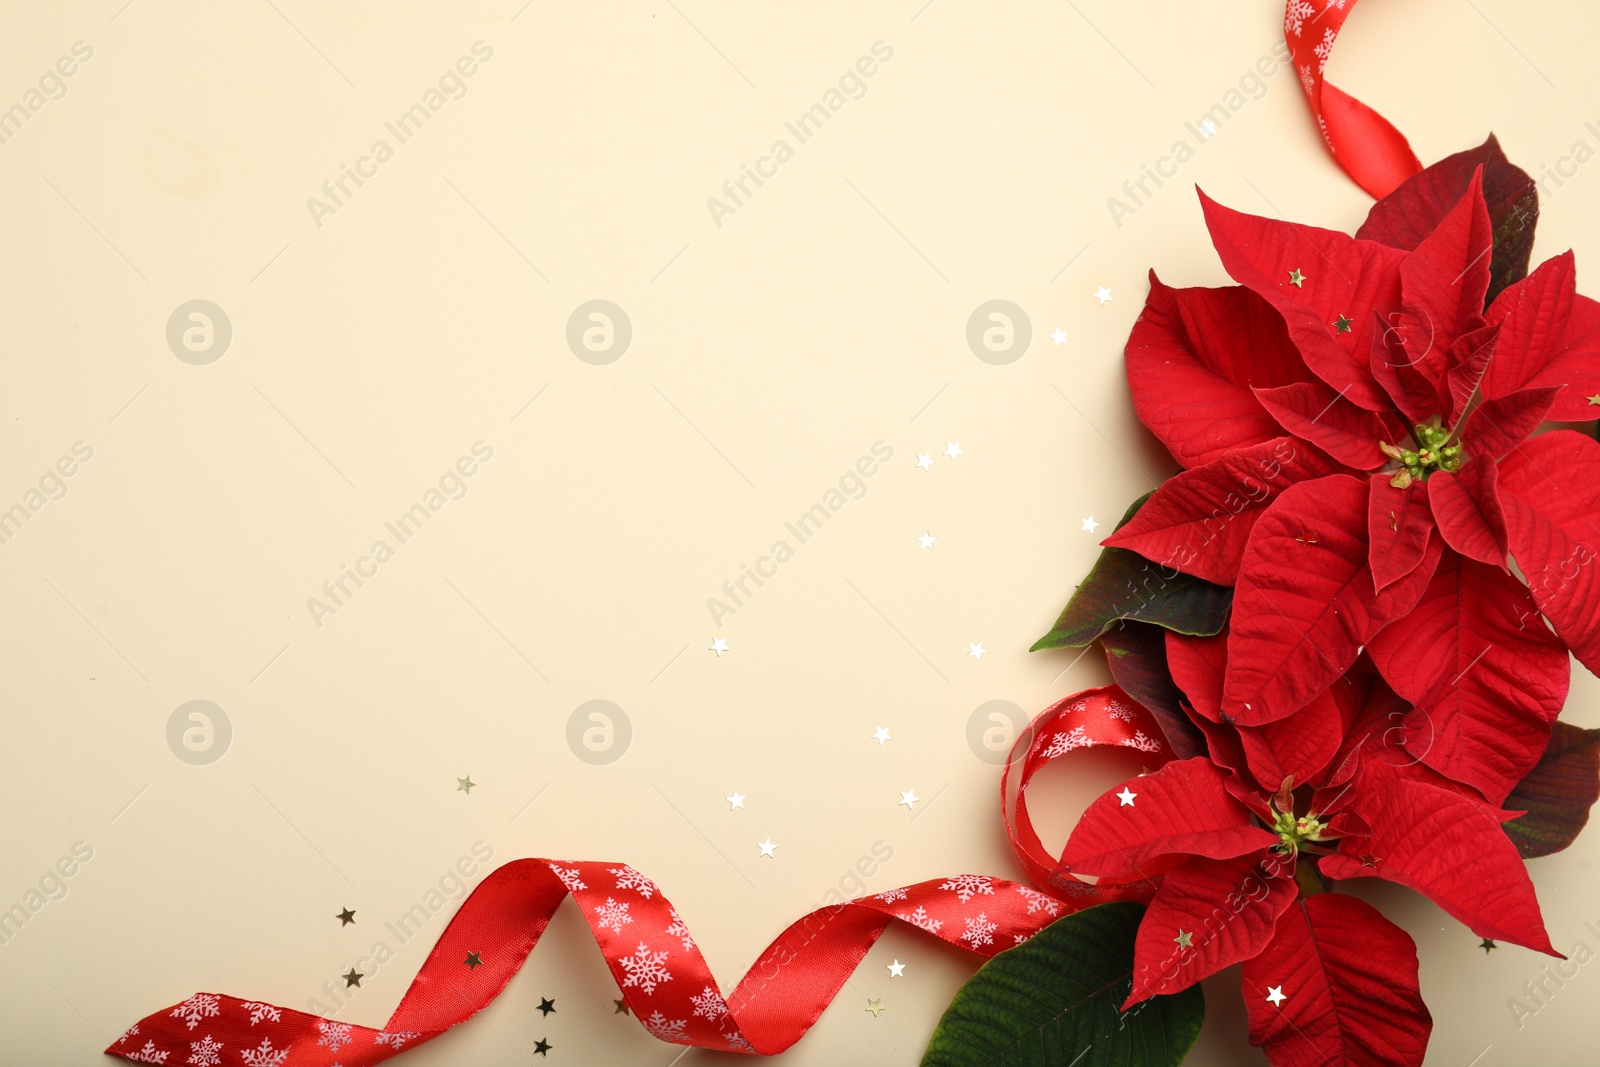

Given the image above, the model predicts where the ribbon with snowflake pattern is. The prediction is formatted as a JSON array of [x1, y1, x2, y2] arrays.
[[1284, 0, 1422, 197], [107, 687, 1169, 1064]]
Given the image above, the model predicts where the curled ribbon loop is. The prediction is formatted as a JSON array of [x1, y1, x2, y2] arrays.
[[108, 688, 1167, 1063], [1285, 0, 1422, 198]]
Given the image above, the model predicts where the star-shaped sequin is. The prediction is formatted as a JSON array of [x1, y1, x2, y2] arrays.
[[538, 997, 556, 1016], [1287, 268, 1306, 287], [1332, 314, 1353, 333], [464, 951, 483, 969], [336, 907, 356, 926]]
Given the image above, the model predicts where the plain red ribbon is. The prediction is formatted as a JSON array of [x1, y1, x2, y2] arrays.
[[107, 687, 1167, 1064], [1284, 0, 1422, 198]]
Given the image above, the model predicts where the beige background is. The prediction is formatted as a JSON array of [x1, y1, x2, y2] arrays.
[[3, 0, 1599, 1063]]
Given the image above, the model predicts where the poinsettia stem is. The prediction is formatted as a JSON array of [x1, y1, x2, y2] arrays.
[[1295, 860, 1329, 897]]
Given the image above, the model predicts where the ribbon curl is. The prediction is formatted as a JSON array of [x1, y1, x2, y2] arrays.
[[1284, 0, 1422, 198], [108, 687, 1167, 1063]]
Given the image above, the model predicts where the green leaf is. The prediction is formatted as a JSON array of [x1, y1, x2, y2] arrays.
[[1504, 721, 1600, 858], [922, 902, 1203, 1067], [1032, 494, 1232, 651]]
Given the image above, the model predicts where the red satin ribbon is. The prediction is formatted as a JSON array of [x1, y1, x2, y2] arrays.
[[107, 687, 1168, 1063], [1285, 0, 1422, 198]]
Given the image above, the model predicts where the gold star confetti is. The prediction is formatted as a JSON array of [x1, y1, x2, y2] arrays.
[[1589, 394, 1600, 406], [464, 951, 483, 969], [343, 968, 363, 988], [1173, 930, 1194, 949], [1480, 938, 1498, 954], [1288, 268, 1306, 287], [865, 998, 886, 1017], [613, 998, 630, 1015], [336, 907, 356, 926], [1333, 314, 1353, 334], [457, 776, 475, 794]]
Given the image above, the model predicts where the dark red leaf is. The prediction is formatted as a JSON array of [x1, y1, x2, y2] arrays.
[[1427, 460, 1507, 567], [1243, 893, 1430, 1067], [1357, 133, 1538, 305], [1498, 430, 1600, 674], [1124, 272, 1312, 468], [1253, 381, 1402, 470], [1200, 190, 1406, 412], [1368, 553, 1570, 804], [1101, 621, 1208, 761], [1128, 851, 1297, 1005], [1223, 475, 1442, 725], [1103, 437, 1340, 585], [1503, 722, 1600, 858], [1367, 475, 1435, 591], [1055, 758, 1277, 881], [1322, 763, 1557, 954]]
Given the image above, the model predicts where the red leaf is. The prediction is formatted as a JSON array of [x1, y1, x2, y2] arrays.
[[1128, 851, 1297, 1005], [1498, 430, 1600, 674], [1239, 688, 1348, 792], [1125, 272, 1311, 468], [1534, 293, 1600, 421], [1243, 894, 1430, 1067], [1357, 134, 1537, 305], [1397, 170, 1493, 360], [1427, 460, 1507, 567], [1369, 309, 1448, 426], [1103, 438, 1340, 585], [1368, 554, 1570, 804], [1223, 476, 1442, 725], [1483, 251, 1600, 412], [1054, 758, 1276, 881], [1462, 385, 1559, 458], [1200, 190, 1406, 412], [1367, 475, 1435, 591], [1321, 764, 1558, 954], [1444, 322, 1501, 423], [1166, 631, 1228, 722], [1253, 381, 1402, 470]]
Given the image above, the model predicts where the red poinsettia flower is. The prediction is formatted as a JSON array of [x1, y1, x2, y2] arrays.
[[1102, 165, 1597, 808], [1055, 650, 1558, 1066]]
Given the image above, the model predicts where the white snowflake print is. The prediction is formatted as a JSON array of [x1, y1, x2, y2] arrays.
[[240, 1002, 280, 1026], [170, 994, 220, 1030], [1105, 699, 1134, 723], [723, 1031, 755, 1053], [375, 1031, 421, 1049], [1013, 932, 1035, 945], [1120, 730, 1163, 755], [877, 888, 908, 904], [1319, 114, 1335, 152], [939, 875, 995, 904], [596, 896, 633, 933], [619, 941, 673, 995], [239, 1038, 290, 1067], [127, 1041, 169, 1064], [1043, 725, 1091, 759], [317, 1020, 352, 1051], [1314, 27, 1337, 72], [665, 908, 695, 951], [691, 985, 729, 1021], [961, 912, 999, 949], [186, 1035, 223, 1067], [897, 906, 943, 934], [118, 1024, 141, 1044], [609, 865, 656, 898], [1015, 886, 1061, 917], [551, 865, 587, 892], [1299, 63, 1317, 94], [643, 1011, 687, 1041], [1285, 0, 1314, 36]]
